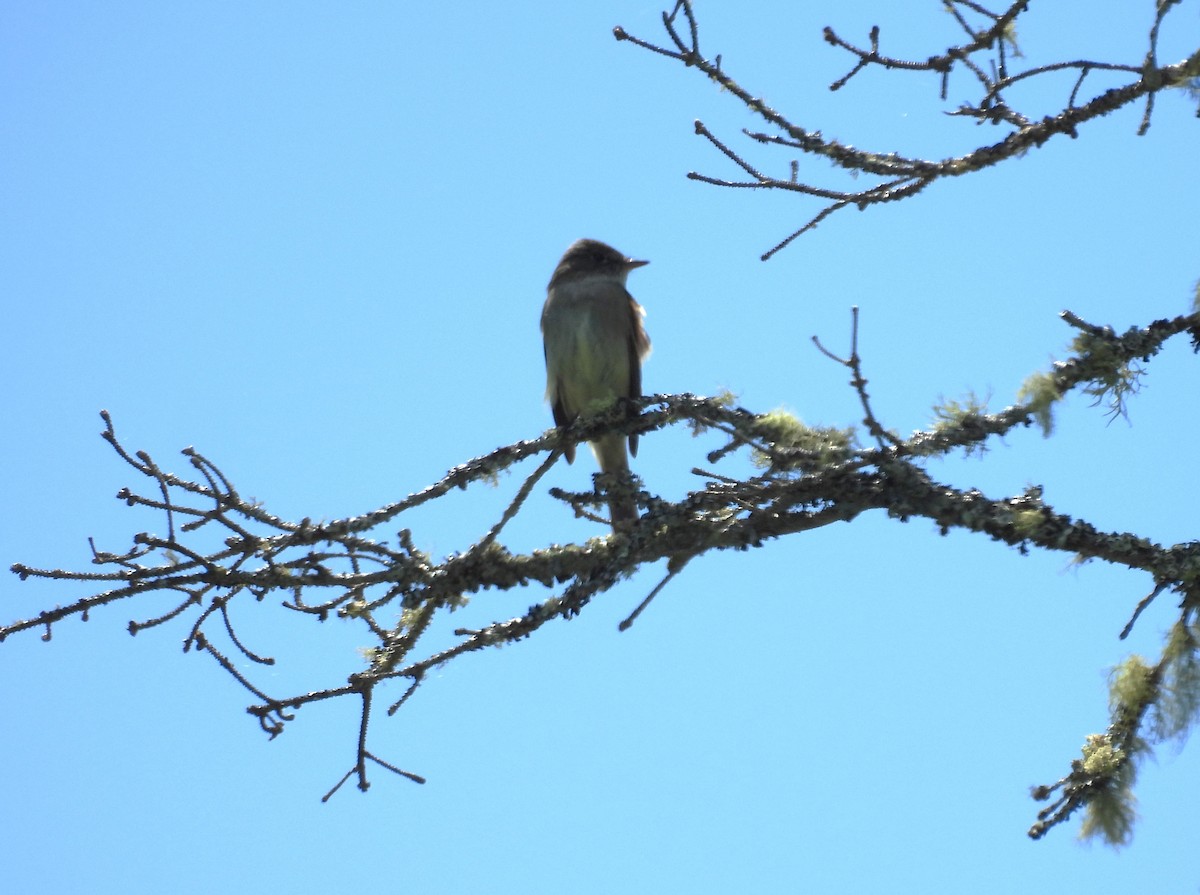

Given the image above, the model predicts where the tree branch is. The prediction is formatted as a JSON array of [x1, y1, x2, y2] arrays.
[[8, 307, 1199, 831], [615, 1, 1200, 257]]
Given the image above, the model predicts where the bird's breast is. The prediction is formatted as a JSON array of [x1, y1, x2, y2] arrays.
[[543, 283, 631, 411]]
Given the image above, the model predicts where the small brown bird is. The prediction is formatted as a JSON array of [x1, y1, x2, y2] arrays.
[[541, 239, 652, 530]]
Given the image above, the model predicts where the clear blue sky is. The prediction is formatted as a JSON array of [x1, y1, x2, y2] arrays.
[[3, 2, 1198, 892]]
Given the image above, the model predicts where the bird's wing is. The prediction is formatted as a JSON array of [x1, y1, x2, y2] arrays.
[[542, 294, 576, 463], [625, 290, 651, 458]]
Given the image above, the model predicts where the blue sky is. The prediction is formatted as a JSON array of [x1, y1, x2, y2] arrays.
[[3, 2, 1198, 892]]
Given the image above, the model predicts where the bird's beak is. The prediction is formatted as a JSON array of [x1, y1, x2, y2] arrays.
[[625, 258, 650, 270]]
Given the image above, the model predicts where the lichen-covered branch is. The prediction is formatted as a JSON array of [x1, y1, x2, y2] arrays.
[[7, 308, 1199, 830]]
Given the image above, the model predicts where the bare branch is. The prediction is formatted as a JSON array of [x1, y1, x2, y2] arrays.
[[615, 1, 1200, 255]]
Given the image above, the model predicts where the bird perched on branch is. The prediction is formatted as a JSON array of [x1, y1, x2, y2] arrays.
[[541, 238, 652, 530]]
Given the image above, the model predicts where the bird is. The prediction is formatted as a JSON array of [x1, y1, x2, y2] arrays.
[[541, 238, 652, 530]]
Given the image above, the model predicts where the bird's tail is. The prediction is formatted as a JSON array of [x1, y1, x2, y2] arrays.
[[593, 434, 638, 532]]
